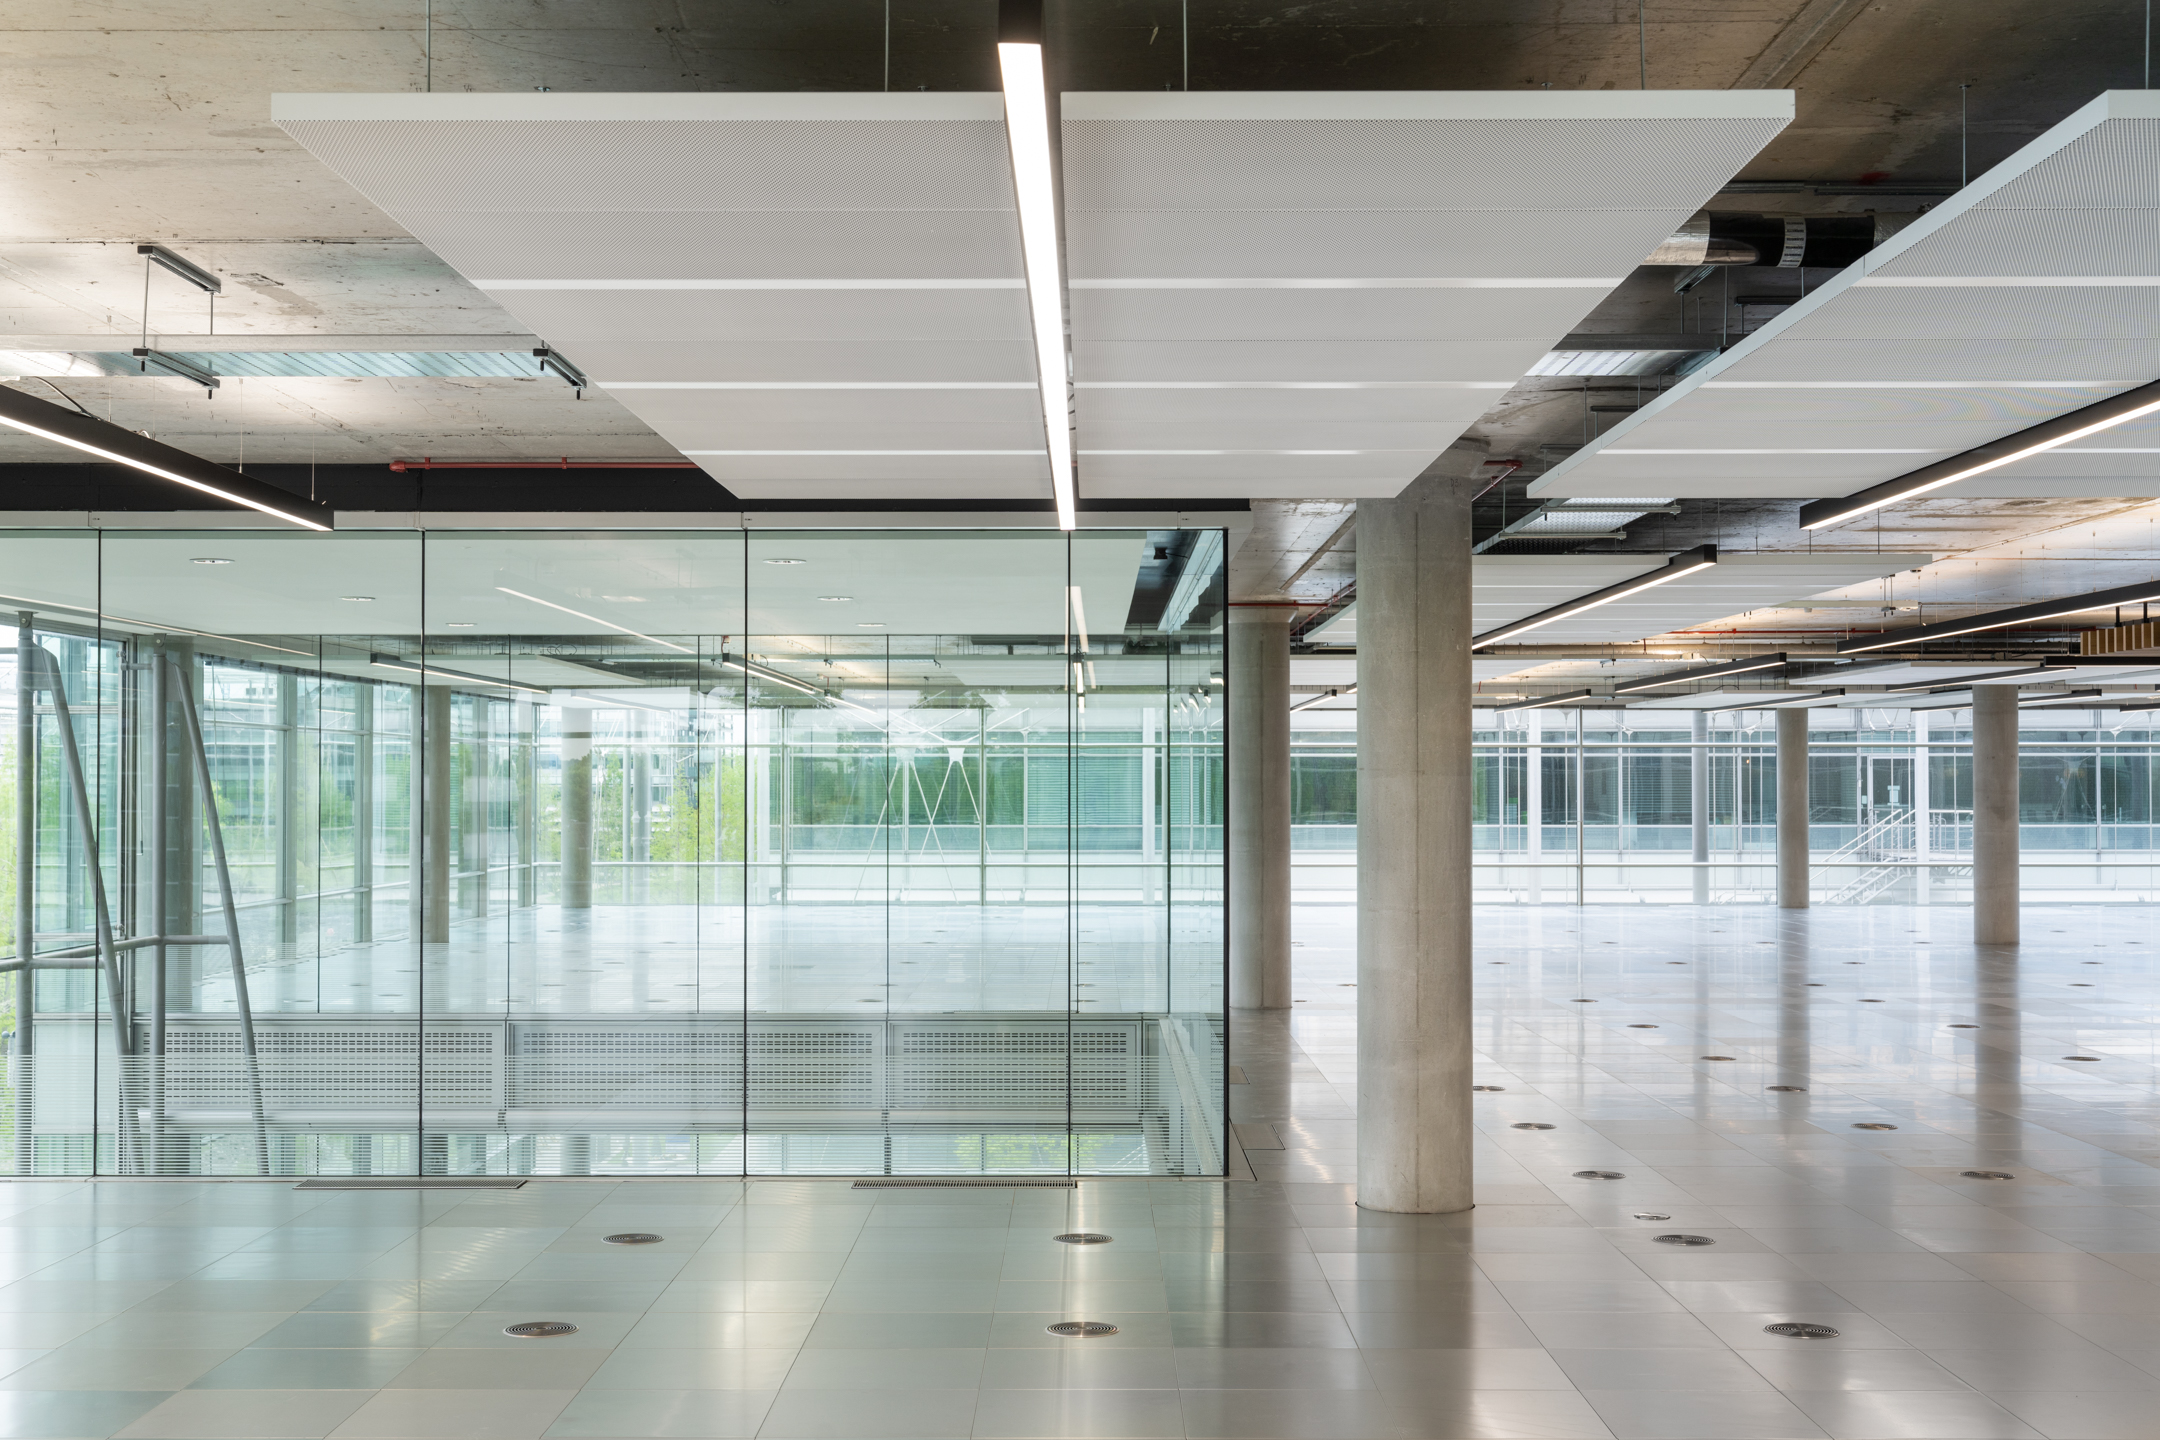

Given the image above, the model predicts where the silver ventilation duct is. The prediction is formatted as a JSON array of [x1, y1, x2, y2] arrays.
[[1643, 210, 1914, 268]]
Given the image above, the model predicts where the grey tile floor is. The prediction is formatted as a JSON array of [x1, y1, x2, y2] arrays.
[[6, 903, 2160, 1438]]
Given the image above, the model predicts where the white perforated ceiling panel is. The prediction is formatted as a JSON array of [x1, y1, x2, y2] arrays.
[[273, 92, 1039, 502], [275, 90, 1787, 505], [1061, 91, 1790, 501], [1531, 90, 2160, 504]]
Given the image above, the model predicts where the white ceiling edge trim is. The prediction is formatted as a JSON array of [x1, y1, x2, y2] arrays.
[[270, 92, 1006, 123], [1527, 87, 2160, 503], [1060, 90, 1794, 123]]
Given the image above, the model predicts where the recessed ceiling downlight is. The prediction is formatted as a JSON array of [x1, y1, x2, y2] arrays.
[[342, 596, 375, 602], [192, 557, 233, 565], [819, 596, 853, 602], [764, 558, 806, 565]]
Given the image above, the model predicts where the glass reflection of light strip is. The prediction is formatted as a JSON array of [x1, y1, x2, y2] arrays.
[[369, 656, 549, 695], [998, 24, 1076, 530], [0, 589, 315, 658], [494, 587, 693, 653]]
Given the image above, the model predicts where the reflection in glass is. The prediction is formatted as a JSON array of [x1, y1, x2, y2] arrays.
[[0, 527, 1226, 1177]]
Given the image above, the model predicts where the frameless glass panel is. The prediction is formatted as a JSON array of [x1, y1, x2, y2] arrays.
[[1, 524, 1226, 1176]]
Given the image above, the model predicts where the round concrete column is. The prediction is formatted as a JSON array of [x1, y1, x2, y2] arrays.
[[1777, 707, 1810, 909], [560, 706, 593, 911], [1356, 470, 1478, 1215], [1972, 685, 2020, 946], [423, 686, 452, 944], [1227, 604, 1295, 1010]]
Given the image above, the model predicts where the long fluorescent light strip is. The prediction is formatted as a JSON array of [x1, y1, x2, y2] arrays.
[[370, 658, 548, 696], [1840, 583, 2160, 655], [0, 410, 328, 532], [1470, 548, 1718, 650], [1611, 653, 1786, 694], [1803, 380, 2160, 530], [1494, 689, 1595, 711], [1290, 685, 1355, 713], [997, 38, 1075, 530], [495, 588, 693, 654], [0, 590, 316, 658]]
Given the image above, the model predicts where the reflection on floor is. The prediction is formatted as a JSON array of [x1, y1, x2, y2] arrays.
[[4, 904, 2158, 1438]]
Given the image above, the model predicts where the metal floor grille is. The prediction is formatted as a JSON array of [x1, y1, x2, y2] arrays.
[[850, 1178, 1079, 1189], [293, 1178, 527, 1190]]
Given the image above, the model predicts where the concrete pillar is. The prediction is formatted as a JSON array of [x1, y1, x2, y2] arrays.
[[560, 707, 593, 910], [1690, 710, 1710, 904], [1972, 686, 2019, 946], [1227, 604, 1294, 1010], [423, 687, 451, 945], [1356, 468, 1478, 1215], [1777, 707, 1809, 909]]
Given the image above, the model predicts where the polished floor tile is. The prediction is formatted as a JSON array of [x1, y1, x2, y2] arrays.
[[10, 907, 2160, 1437]]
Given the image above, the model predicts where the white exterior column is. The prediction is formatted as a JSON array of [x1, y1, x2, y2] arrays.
[[1972, 686, 2020, 946], [1356, 467, 1479, 1215], [1227, 605, 1295, 1010]]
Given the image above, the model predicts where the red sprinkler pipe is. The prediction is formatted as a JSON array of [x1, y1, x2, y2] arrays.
[[388, 457, 701, 472]]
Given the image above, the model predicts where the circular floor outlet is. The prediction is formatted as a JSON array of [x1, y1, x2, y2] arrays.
[[1960, 1170, 2015, 1180], [1054, 1233, 1113, 1245], [1628, 1024, 1659, 1029], [1654, 1234, 1716, 1246], [1701, 1055, 1736, 1062], [1852, 1122, 1899, 1131], [1632, 1212, 1672, 1221], [1511, 1122, 1556, 1130], [504, 1321, 578, 1338], [1572, 1170, 1625, 1180], [1764, 1322, 1841, 1339], [1858, 999, 1884, 1003], [1047, 1321, 1118, 1338], [1947, 1024, 1977, 1028], [1766, 1085, 1807, 1092], [2064, 1055, 2102, 1062], [1472, 1085, 1505, 1092], [1570, 998, 1597, 1003], [602, 1233, 662, 1245]]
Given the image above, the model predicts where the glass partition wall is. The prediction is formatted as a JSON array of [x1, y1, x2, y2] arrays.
[[1290, 706, 2160, 903], [0, 527, 1227, 1177]]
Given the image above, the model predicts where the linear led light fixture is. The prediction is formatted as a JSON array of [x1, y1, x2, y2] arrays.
[[1865, 665, 2048, 690], [1837, 581, 2160, 655], [1707, 687, 1844, 713], [1471, 546, 1717, 650], [998, 0, 1076, 530], [138, 244, 221, 294], [132, 348, 219, 392], [1290, 685, 1356, 713], [369, 653, 548, 695], [715, 654, 823, 697], [1611, 652, 1786, 694], [494, 587, 693, 653], [1799, 377, 2160, 531], [2020, 688, 2104, 706], [0, 383, 330, 530], [533, 346, 588, 392], [1492, 689, 1596, 711]]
